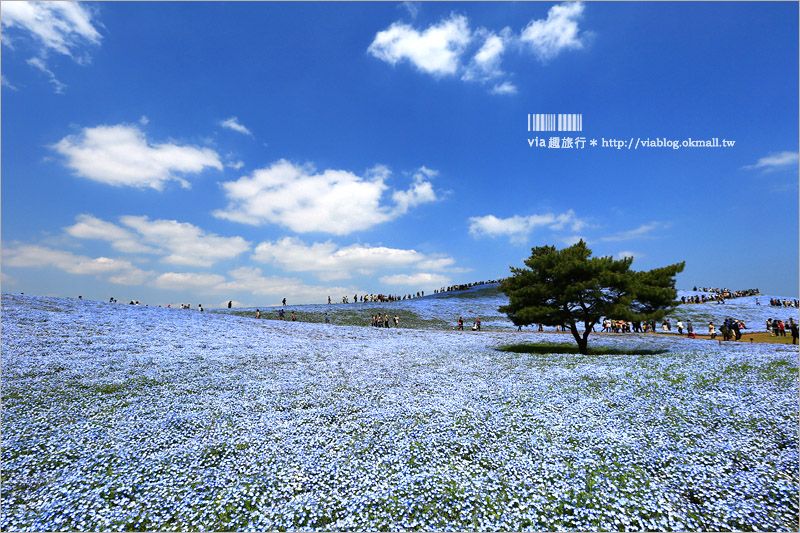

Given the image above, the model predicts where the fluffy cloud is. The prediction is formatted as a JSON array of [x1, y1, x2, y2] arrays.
[[391, 167, 438, 214], [252, 237, 454, 281], [213, 160, 437, 235], [66, 214, 158, 254], [468, 210, 586, 243], [380, 272, 450, 286], [2, 244, 151, 285], [743, 151, 798, 172], [369, 3, 588, 93], [368, 14, 471, 76], [1, 1, 101, 58], [462, 29, 510, 84], [53, 124, 223, 190], [520, 2, 586, 60], [121, 216, 250, 267], [220, 117, 252, 136], [65, 214, 250, 267]]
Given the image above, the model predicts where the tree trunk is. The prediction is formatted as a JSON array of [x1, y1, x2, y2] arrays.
[[576, 336, 588, 354], [569, 323, 589, 354]]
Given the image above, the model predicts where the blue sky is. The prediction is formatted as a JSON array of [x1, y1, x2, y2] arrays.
[[2, 1, 798, 306]]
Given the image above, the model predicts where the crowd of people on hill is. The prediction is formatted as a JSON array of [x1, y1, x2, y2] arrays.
[[323, 280, 502, 305], [434, 280, 501, 294], [768, 298, 799, 308], [684, 287, 760, 304], [692, 287, 760, 299], [329, 292, 425, 304]]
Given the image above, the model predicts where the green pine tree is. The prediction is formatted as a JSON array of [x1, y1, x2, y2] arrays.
[[499, 240, 685, 354]]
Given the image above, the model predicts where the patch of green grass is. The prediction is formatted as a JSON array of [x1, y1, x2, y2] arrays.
[[94, 382, 126, 394], [225, 307, 449, 329], [437, 285, 501, 300], [496, 342, 668, 356]]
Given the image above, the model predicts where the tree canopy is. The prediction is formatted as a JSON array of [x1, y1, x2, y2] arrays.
[[499, 240, 685, 354]]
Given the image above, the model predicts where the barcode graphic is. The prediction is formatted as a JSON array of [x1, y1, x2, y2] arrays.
[[527, 113, 583, 132]]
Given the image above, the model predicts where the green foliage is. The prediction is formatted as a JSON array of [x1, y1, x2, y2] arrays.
[[499, 240, 684, 354]]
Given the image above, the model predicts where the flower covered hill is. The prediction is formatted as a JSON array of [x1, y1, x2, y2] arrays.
[[1, 293, 798, 531], [225, 284, 797, 333]]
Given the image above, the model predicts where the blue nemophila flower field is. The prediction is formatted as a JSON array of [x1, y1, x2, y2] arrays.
[[1, 293, 798, 531]]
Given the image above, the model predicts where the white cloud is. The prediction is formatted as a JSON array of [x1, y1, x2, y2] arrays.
[[120, 216, 251, 267], [743, 151, 798, 172], [139, 115, 150, 125], [66, 214, 158, 254], [462, 29, 509, 83], [26, 56, 66, 93], [153, 266, 357, 305], [53, 124, 223, 190], [520, 2, 586, 61], [252, 236, 453, 281], [153, 272, 227, 291], [368, 15, 471, 76], [391, 167, 438, 214], [217, 267, 355, 303], [468, 210, 586, 243], [616, 251, 641, 260], [65, 214, 250, 267], [214, 160, 437, 235], [1, 1, 101, 58], [227, 160, 245, 170], [600, 222, 664, 242], [370, 4, 589, 93], [380, 272, 450, 286], [220, 116, 253, 136], [2, 244, 150, 285], [3, 1, 102, 93], [490, 81, 517, 95]]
